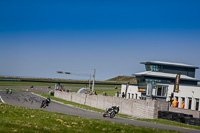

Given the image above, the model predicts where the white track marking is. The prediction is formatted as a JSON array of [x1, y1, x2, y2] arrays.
[[0, 95, 5, 103]]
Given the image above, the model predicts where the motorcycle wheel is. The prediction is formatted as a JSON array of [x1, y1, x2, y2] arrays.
[[110, 112, 115, 118], [40, 103, 44, 108], [40, 102, 45, 108], [43, 103, 47, 108], [103, 114, 107, 117]]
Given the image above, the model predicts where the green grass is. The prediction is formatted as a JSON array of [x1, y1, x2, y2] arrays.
[[0, 81, 55, 86], [34, 92, 200, 131], [136, 118, 200, 130], [0, 81, 121, 88], [69, 89, 120, 96], [107, 76, 137, 84], [0, 88, 27, 92], [0, 102, 178, 133]]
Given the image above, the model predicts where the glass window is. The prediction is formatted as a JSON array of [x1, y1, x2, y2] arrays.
[[154, 86, 168, 97], [146, 65, 164, 72], [146, 65, 151, 71], [188, 98, 192, 109], [147, 84, 152, 95], [162, 87, 167, 96], [196, 99, 199, 111], [157, 86, 162, 96], [150, 65, 153, 71], [182, 97, 185, 102], [150, 65, 160, 72]]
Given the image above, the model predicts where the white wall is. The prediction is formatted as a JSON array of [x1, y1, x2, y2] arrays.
[[121, 84, 141, 99], [168, 85, 200, 111]]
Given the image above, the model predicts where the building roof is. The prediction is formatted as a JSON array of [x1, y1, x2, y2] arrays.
[[140, 61, 199, 69], [134, 71, 199, 81]]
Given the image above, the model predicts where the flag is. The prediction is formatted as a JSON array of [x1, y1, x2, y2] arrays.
[[125, 82, 129, 97], [174, 72, 181, 93]]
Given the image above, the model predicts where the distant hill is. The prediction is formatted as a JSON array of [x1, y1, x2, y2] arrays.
[[106, 76, 137, 84]]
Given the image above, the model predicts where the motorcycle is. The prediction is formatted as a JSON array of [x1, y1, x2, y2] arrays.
[[6, 89, 9, 94], [40, 98, 51, 108], [103, 106, 119, 118]]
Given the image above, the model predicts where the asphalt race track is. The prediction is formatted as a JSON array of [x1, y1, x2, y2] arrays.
[[0, 91, 200, 133]]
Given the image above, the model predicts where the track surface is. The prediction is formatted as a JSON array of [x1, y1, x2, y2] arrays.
[[0, 91, 199, 133]]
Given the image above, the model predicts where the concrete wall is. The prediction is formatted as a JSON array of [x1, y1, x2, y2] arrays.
[[157, 101, 169, 111], [54, 90, 71, 101], [55, 91, 168, 119], [169, 106, 200, 118]]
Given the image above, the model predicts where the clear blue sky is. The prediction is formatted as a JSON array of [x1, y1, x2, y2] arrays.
[[0, 0, 200, 81]]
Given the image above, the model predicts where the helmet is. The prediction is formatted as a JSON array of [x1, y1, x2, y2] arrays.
[[47, 97, 50, 101]]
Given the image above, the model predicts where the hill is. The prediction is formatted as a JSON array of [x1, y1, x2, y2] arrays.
[[106, 76, 137, 84]]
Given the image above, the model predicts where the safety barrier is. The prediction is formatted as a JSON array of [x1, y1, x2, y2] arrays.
[[158, 111, 200, 126]]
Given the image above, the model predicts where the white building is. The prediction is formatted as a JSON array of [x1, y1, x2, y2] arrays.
[[121, 61, 200, 111]]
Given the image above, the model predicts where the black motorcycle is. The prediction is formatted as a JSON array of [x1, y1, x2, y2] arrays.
[[6, 89, 9, 94], [40, 98, 51, 108], [103, 106, 119, 118]]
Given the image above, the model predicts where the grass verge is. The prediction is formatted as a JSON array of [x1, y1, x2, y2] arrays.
[[0, 88, 27, 92], [0, 102, 178, 133], [136, 118, 200, 130]]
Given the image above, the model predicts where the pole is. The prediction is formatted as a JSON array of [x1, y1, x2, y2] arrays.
[[92, 69, 96, 93], [89, 74, 91, 89]]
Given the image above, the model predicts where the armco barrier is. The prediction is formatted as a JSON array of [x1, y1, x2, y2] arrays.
[[158, 111, 200, 126], [54, 91, 168, 119]]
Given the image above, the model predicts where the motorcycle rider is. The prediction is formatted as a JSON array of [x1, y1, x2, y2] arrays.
[[46, 97, 51, 106], [112, 106, 119, 113], [41, 97, 51, 108], [9, 89, 13, 94], [6, 88, 9, 94], [103, 106, 119, 118]]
